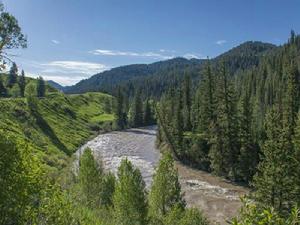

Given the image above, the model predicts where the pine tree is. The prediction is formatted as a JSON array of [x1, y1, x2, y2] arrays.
[[209, 63, 239, 179], [132, 89, 143, 127], [253, 108, 295, 214], [238, 92, 258, 182], [7, 62, 18, 87], [101, 172, 116, 207], [115, 87, 127, 129], [179, 208, 209, 225], [143, 99, 153, 126], [78, 148, 103, 207], [0, 78, 6, 97], [182, 73, 192, 131], [149, 153, 185, 221], [19, 70, 26, 97], [173, 89, 184, 157], [283, 59, 299, 137], [197, 60, 215, 133], [36, 76, 46, 97], [292, 112, 300, 206], [113, 158, 147, 225]]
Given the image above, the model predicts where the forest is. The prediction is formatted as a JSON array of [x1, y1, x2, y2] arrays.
[[1, 2, 300, 225], [155, 31, 300, 220]]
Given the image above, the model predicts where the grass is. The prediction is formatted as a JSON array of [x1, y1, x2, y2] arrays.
[[0, 91, 115, 175], [91, 113, 115, 123]]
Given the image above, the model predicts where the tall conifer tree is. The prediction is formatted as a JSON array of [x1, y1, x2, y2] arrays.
[[113, 159, 147, 225], [7, 62, 18, 87], [19, 70, 26, 97], [253, 108, 295, 213]]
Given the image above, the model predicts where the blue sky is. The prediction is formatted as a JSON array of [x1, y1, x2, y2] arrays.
[[3, 0, 300, 85]]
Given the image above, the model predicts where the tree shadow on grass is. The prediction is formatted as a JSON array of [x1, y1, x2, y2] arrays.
[[31, 108, 70, 155]]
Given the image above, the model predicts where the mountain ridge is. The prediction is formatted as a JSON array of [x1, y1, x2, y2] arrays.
[[57, 41, 277, 95]]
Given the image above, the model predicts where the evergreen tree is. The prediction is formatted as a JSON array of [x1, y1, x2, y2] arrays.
[[101, 172, 116, 207], [7, 62, 18, 87], [10, 83, 21, 97], [283, 59, 299, 137], [238, 92, 258, 182], [253, 108, 295, 214], [36, 76, 46, 97], [132, 89, 143, 127], [113, 158, 147, 225], [179, 208, 209, 225], [143, 99, 154, 126], [149, 153, 185, 221], [0, 78, 6, 97], [115, 87, 127, 129], [292, 112, 300, 206], [209, 63, 239, 179], [197, 60, 215, 133], [182, 73, 192, 131], [19, 70, 26, 97], [78, 148, 103, 208], [173, 89, 184, 157]]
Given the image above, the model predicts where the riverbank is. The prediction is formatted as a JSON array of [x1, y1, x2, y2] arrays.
[[76, 126, 248, 224]]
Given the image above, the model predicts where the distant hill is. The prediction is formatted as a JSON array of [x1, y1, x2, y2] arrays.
[[47, 80, 65, 92], [64, 41, 277, 97]]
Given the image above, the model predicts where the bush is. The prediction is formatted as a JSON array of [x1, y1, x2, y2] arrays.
[[231, 199, 300, 225]]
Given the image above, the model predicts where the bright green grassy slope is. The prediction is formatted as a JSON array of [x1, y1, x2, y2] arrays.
[[0, 91, 114, 175]]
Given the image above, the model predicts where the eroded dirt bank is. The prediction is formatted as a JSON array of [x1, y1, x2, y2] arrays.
[[76, 126, 248, 224]]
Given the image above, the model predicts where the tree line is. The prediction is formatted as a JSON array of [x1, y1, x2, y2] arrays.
[[0, 62, 46, 98], [157, 31, 300, 219], [114, 86, 156, 130]]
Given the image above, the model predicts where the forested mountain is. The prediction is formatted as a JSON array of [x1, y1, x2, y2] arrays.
[[64, 41, 276, 98], [64, 57, 202, 96]]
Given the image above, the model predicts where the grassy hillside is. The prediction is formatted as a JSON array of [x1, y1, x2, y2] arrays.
[[0, 91, 115, 175]]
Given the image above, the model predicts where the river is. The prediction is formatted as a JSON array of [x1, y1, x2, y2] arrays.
[[76, 126, 248, 224]]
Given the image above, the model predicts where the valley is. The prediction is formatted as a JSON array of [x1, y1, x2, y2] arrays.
[[1, 2, 300, 223], [76, 126, 248, 224]]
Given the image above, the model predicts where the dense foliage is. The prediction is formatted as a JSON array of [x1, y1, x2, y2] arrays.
[[157, 32, 300, 220]]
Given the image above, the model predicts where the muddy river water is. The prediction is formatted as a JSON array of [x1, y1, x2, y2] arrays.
[[76, 126, 248, 224]]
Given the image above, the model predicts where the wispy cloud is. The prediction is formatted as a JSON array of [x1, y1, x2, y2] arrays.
[[17, 60, 108, 86], [159, 49, 176, 53], [41, 61, 107, 75], [216, 40, 227, 45], [24, 70, 88, 86], [90, 49, 174, 60], [51, 39, 60, 45], [45, 75, 86, 86], [183, 53, 203, 59]]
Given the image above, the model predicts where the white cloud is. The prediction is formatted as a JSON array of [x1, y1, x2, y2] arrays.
[[41, 61, 107, 75], [183, 53, 203, 59], [51, 39, 60, 44], [216, 40, 227, 45], [44, 75, 86, 86], [12, 58, 109, 86], [90, 49, 173, 60]]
